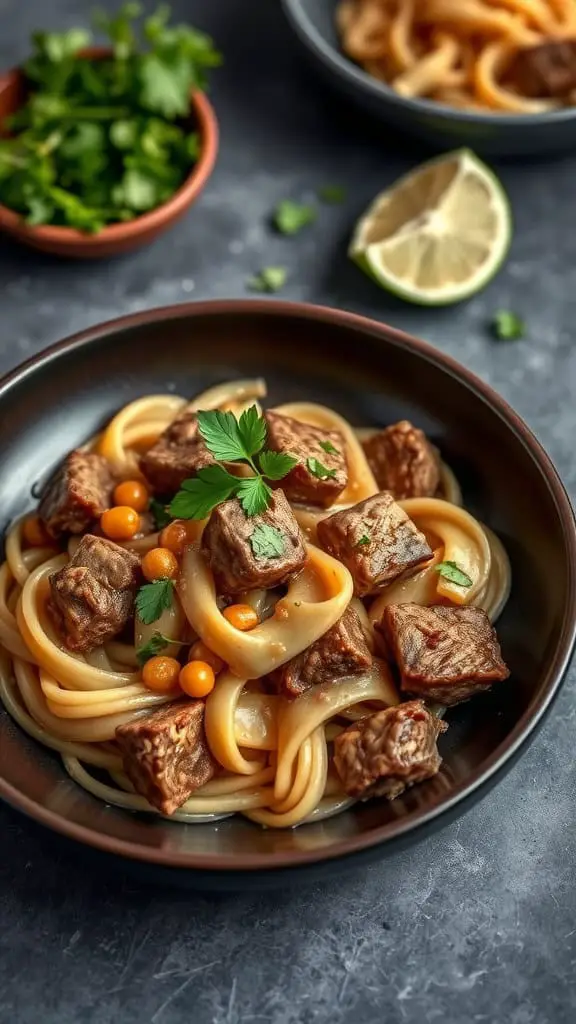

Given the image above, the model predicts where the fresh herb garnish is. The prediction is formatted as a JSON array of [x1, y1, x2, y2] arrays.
[[318, 439, 339, 456], [247, 267, 287, 293], [136, 631, 183, 665], [491, 310, 524, 341], [170, 406, 298, 519], [0, 4, 221, 232], [435, 561, 473, 588], [149, 497, 172, 531], [273, 200, 316, 235], [318, 185, 346, 204], [250, 523, 285, 560], [135, 578, 175, 625], [306, 457, 337, 480], [356, 534, 370, 547]]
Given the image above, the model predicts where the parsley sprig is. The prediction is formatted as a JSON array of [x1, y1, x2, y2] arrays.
[[170, 406, 298, 520], [135, 578, 175, 624], [136, 630, 184, 665]]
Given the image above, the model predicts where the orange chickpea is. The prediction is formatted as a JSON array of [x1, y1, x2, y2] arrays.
[[142, 656, 181, 693], [101, 506, 140, 541], [142, 547, 179, 581], [179, 660, 215, 698], [113, 480, 149, 513], [22, 515, 50, 547], [159, 520, 189, 556], [222, 604, 259, 631], [188, 640, 224, 675]]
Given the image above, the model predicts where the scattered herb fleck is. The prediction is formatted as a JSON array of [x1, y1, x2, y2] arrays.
[[356, 534, 370, 547], [306, 457, 337, 480], [247, 267, 287, 293], [318, 439, 339, 456], [273, 199, 316, 235], [491, 310, 525, 341], [435, 561, 473, 588], [135, 578, 175, 625], [250, 523, 285, 560], [136, 631, 183, 666], [149, 497, 172, 531], [318, 184, 346, 204]]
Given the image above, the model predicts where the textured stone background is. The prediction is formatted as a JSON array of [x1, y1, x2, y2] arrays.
[[0, 1, 574, 1022]]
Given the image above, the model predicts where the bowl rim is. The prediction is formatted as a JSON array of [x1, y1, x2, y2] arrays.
[[281, 0, 576, 127], [0, 49, 219, 245], [0, 298, 575, 874]]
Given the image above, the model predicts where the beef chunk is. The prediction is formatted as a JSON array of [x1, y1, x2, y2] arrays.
[[380, 604, 510, 706], [508, 41, 576, 99], [116, 700, 215, 815], [271, 606, 373, 697], [39, 450, 114, 539], [362, 421, 440, 499], [201, 490, 306, 595], [49, 534, 141, 653], [317, 492, 432, 597], [264, 411, 347, 507], [334, 700, 447, 800], [140, 410, 214, 493]]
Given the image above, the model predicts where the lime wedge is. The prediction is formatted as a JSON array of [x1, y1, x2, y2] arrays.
[[350, 149, 512, 306]]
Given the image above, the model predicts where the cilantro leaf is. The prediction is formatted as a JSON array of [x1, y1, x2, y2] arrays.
[[356, 534, 370, 547], [306, 457, 337, 480], [238, 405, 267, 459], [435, 561, 473, 588], [319, 439, 339, 456], [247, 267, 287, 293], [149, 497, 172, 531], [250, 524, 285, 560], [135, 579, 175, 625], [491, 310, 524, 341], [136, 631, 167, 665], [236, 476, 272, 517], [258, 450, 298, 481], [318, 185, 346, 204], [170, 464, 239, 520], [197, 409, 246, 462], [273, 200, 316, 235]]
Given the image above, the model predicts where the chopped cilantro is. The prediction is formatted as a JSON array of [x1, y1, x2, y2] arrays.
[[250, 524, 285, 560]]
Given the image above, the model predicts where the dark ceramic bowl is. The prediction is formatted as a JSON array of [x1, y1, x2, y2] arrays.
[[281, 0, 576, 157], [0, 48, 219, 258], [0, 300, 574, 888]]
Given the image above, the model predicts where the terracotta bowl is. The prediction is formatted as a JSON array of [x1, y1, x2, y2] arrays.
[[0, 300, 574, 888], [0, 48, 219, 258]]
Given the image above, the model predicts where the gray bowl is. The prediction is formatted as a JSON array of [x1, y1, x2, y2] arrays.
[[281, 0, 576, 157]]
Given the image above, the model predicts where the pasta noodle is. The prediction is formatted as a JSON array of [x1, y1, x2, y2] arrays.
[[0, 379, 512, 829], [336, 0, 576, 112]]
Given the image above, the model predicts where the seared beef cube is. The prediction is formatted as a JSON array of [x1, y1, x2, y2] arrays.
[[508, 41, 576, 99], [380, 604, 510, 706], [272, 606, 372, 697], [39, 450, 114, 539], [317, 492, 432, 597], [362, 420, 440, 499], [334, 700, 447, 800], [49, 534, 141, 653], [115, 700, 215, 815], [201, 490, 306, 595], [140, 410, 214, 493], [264, 411, 347, 507]]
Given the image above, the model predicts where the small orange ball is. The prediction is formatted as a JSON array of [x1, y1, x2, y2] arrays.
[[188, 640, 224, 675], [142, 547, 179, 582], [222, 604, 259, 632], [100, 506, 140, 541], [179, 660, 216, 698], [159, 520, 189, 556], [113, 479, 149, 513], [22, 515, 50, 547], [142, 656, 181, 693]]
